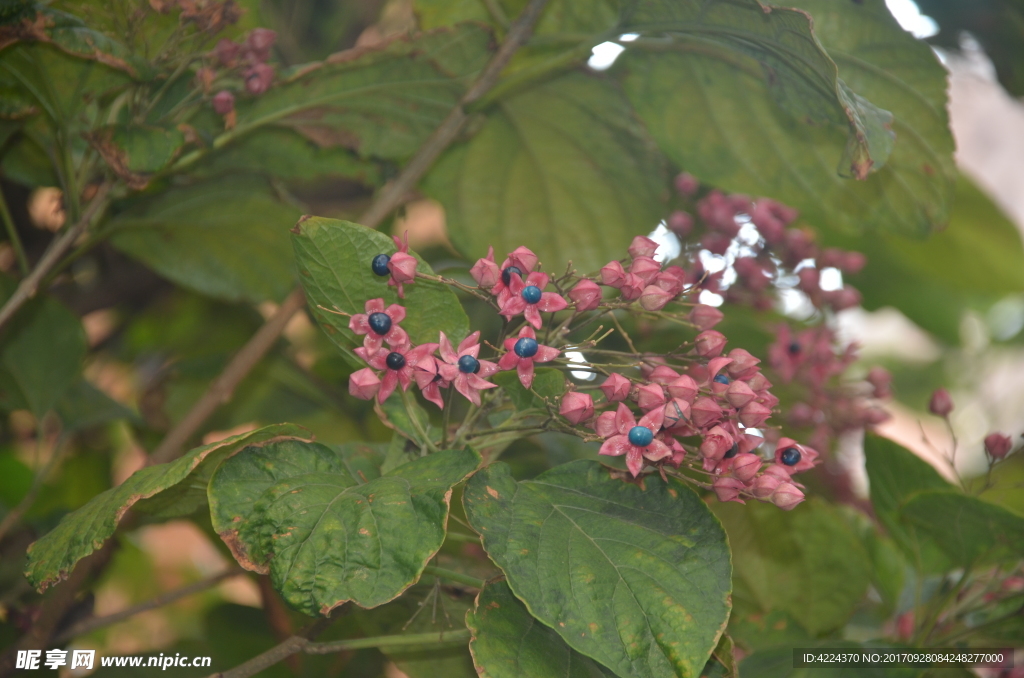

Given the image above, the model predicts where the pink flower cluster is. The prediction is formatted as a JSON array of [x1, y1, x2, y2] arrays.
[[208, 28, 278, 118]]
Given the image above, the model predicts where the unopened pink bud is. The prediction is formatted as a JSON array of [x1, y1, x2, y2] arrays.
[[212, 90, 235, 115], [600, 260, 627, 287], [771, 482, 805, 510], [797, 267, 820, 294], [628, 235, 659, 259], [470, 247, 500, 287], [600, 373, 631, 402], [666, 375, 698, 402], [647, 366, 680, 384], [928, 388, 954, 417], [667, 211, 693, 237], [244, 63, 274, 94], [388, 251, 418, 284], [695, 330, 727, 357], [701, 232, 731, 256], [568, 279, 602, 311], [701, 425, 733, 460], [713, 476, 746, 503], [746, 372, 772, 392], [826, 286, 861, 311], [348, 367, 381, 400], [726, 348, 760, 378], [618, 273, 644, 301], [215, 38, 241, 66], [841, 251, 866, 274], [674, 172, 700, 196], [559, 392, 594, 424], [866, 366, 891, 399], [663, 398, 691, 429], [654, 268, 685, 296], [984, 433, 1013, 459], [508, 246, 538, 273], [725, 380, 756, 408], [630, 256, 661, 284], [732, 453, 761, 482], [247, 28, 277, 60], [639, 284, 673, 311], [691, 397, 722, 429], [594, 411, 618, 437], [636, 383, 666, 411], [818, 248, 844, 269], [739, 401, 772, 427], [752, 472, 783, 498], [688, 304, 723, 330]]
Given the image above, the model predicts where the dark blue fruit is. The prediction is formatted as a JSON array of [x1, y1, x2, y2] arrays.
[[780, 447, 801, 466], [458, 355, 481, 374], [372, 254, 391, 276], [501, 266, 523, 286], [513, 337, 539, 358], [713, 374, 730, 385], [724, 443, 739, 459], [385, 352, 406, 370], [787, 341, 801, 355], [521, 285, 542, 304], [628, 426, 654, 447], [367, 312, 392, 335]]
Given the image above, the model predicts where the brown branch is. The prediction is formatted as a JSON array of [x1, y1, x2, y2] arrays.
[[146, 0, 550, 465], [52, 568, 245, 644], [0, 183, 111, 331], [207, 616, 336, 678]]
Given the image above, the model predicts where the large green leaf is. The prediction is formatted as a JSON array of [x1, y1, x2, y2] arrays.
[[901, 490, 1024, 567], [712, 498, 871, 636], [0, 280, 86, 418], [209, 441, 480, 615], [424, 72, 667, 274], [493, 367, 566, 411], [233, 24, 492, 160], [24, 423, 307, 590], [89, 124, 185, 187], [463, 460, 731, 678], [621, 0, 953, 236], [291, 216, 470, 364], [416, 0, 618, 35], [107, 178, 300, 304], [468, 579, 617, 678], [54, 378, 136, 432], [829, 176, 1024, 344], [863, 435, 953, 573]]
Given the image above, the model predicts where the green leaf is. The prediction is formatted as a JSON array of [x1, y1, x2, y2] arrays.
[[828, 176, 1024, 344], [0, 4, 152, 79], [107, 177, 300, 303], [380, 392, 437, 449], [621, 0, 954, 236], [712, 498, 871, 636], [0, 279, 86, 418], [864, 435, 953, 573], [901, 490, 1024, 567], [54, 378, 136, 432], [424, 72, 667, 275], [191, 127, 381, 186], [467, 579, 617, 678], [291, 216, 470, 364], [24, 423, 307, 590], [493, 367, 565, 411], [233, 24, 492, 160], [209, 441, 480, 615], [416, 0, 618, 35], [463, 460, 731, 678], [89, 124, 185, 186]]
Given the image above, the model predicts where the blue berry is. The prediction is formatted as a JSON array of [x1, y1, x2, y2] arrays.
[[713, 374, 730, 385], [628, 426, 654, 447], [367, 312, 392, 336], [372, 254, 391, 277], [458, 355, 481, 374], [521, 285, 542, 304], [787, 341, 801, 356], [513, 337, 539, 358], [385, 351, 406, 370], [724, 443, 738, 459], [780, 446, 801, 466], [501, 266, 523, 286]]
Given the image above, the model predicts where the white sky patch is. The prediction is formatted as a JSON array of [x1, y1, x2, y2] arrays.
[[885, 0, 938, 38], [647, 222, 681, 263], [776, 288, 815, 320], [588, 41, 626, 70], [699, 290, 724, 307], [819, 266, 844, 292], [619, 33, 640, 42], [565, 351, 597, 381]]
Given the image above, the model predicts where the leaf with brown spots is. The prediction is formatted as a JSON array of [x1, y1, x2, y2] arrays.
[[464, 461, 731, 678], [24, 423, 308, 591], [209, 440, 480, 616]]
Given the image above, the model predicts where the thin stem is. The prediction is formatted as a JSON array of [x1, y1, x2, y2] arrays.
[[0, 185, 29, 276], [305, 628, 471, 654], [401, 387, 439, 454], [54, 569, 244, 644], [422, 565, 485, 589], [204, 617, 335, 678], [441, 387, 455, 448], [0, 183, 111, 331]]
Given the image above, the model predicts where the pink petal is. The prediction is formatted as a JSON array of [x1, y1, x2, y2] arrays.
[[517, 360, 534, 389], [524, 304, 543, 329], [643, 438, 672, 462], [476, 359, 499, 378], [537, 293, 568, 313], [639, 407, 665, 432], [614, 403, 636, 435], [626, 447, 645, 476], [457, 331, 481, 356], [349, 314, 370, 335], [385, 326, 409, 348], [500, 297, 527, 320], [454, 374, 482, 406], [595, 411, 618, 437], [378, 371, 399, 403], [385, 304, 406, 323], [497, 352, 519, 371], [421, 381, 444, 409], [526, 271, 550, 288], [360, 334, 384, 354], [533, 345, 560, 363], [365, 299, 385, 313], [599, 436, 630, 457], [467, 373, 498, 392], [519, 326, 538, 340], [439, 331, 458, 364], [503, 336, 518, 352], [438, 363, 460, 382]]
